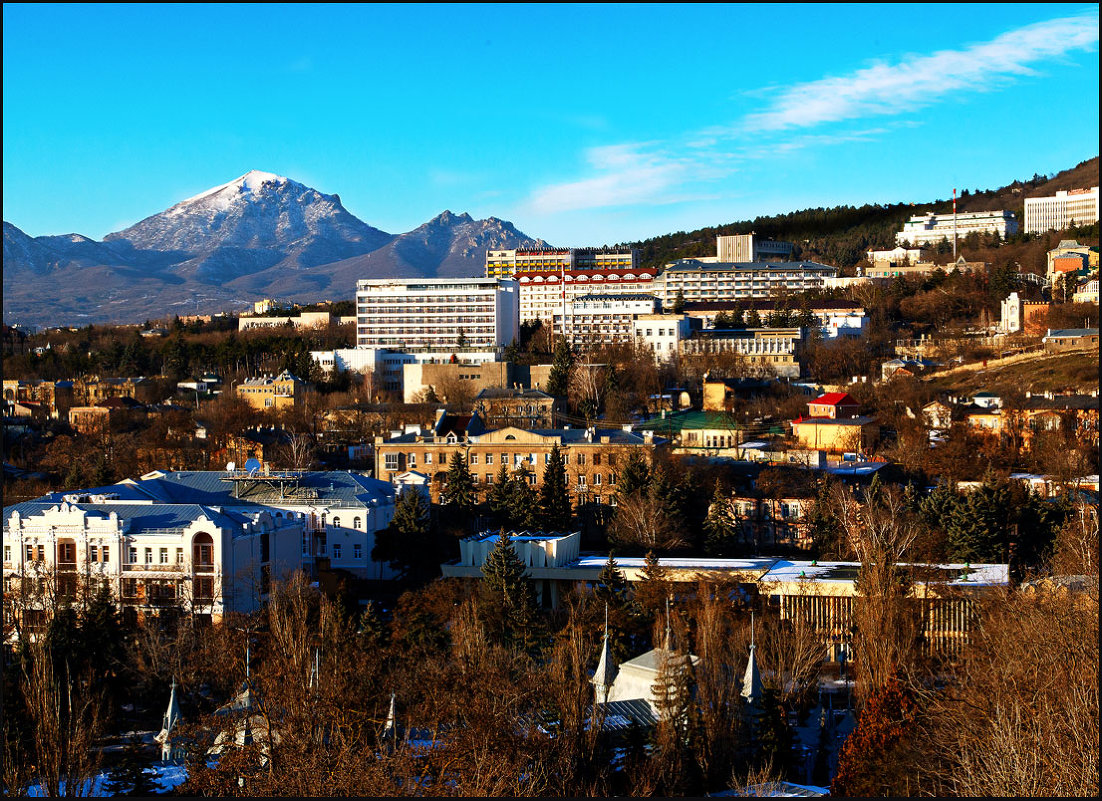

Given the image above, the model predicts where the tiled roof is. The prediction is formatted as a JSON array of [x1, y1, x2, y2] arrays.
[[811, 392, 858, 406]]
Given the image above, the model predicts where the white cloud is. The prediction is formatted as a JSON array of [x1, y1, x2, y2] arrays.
[[522, 11, 1098, 216], [528, 144, 710, 214], [744, 11, 1099, 131]]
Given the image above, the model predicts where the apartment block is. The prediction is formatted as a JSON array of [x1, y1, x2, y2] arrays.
[[1024, 187, 1099, 234], [355, 277, 519, 362], [486, 247, 638, 279], [236, 370, 310, 410], [653, 261, 837, 305], [552, 293, 659, 347], [895, 209, 1018, 246]]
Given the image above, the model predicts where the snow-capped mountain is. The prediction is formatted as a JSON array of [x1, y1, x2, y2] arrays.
[[104, 170, 394, 281], [2, 171, 549, 326]]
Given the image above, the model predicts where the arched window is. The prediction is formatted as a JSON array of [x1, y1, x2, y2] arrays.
[[332, 517, 341, 528], [353, 517, 362, 530], [192, 533, 214, 570]]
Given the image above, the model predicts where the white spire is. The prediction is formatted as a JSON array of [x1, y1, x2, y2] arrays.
[[155, 677, 181, 762], [592, 604, 619, 702], [384, 692, 397, 738], [741, 611, 763, 706]]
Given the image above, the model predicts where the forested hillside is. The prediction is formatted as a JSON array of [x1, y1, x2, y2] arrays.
[[625, 157, 1099, 272]]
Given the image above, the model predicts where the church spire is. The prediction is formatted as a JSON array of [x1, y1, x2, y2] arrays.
[[592, 603, 619, 703], [155, 677, 182, 762], [741, 610, 763, 706]]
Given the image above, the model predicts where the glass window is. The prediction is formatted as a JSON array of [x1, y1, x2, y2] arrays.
[[469, 453, 478, 464], [129, 546, 138, 564], [354, 544, 362, 560], [333, 544, 341, 559], [485, 453, 493, 464], [176, 547, 184, 563], [159, 548, 169, 564], [333, 517, 341, 528], [144, 548, 153, 565], [89, 545, 98, 562]]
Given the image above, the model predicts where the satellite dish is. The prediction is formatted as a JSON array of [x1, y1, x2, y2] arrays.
[[226, 462, 236, 473], [244, 457, 262, 476]]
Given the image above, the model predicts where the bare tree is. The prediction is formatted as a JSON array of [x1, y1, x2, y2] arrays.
[[608, 491, 688, 552]]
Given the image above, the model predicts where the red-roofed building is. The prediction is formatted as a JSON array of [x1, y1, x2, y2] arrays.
[[806, 393, 860, 419]]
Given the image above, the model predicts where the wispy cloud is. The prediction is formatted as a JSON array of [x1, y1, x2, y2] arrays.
[[744, 10, 1099, 131], [528, 144, 716, 214], [523, 11, 1099, 215]]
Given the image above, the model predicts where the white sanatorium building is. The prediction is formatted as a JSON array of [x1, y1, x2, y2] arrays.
[[3, 470, 398, 631], [355, 277, 519, 362], [895, 210, 1019, 246], [652, 260, 837, 304], [1024, 187, 1099, 234]]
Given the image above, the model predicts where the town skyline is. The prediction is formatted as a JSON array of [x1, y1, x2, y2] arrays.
[[3, 4, 1099, 246]]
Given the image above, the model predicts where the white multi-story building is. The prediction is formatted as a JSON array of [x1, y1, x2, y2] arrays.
[[486, 247, 637, 279], [516, 271, 658, 326], [355, 278, 519, 363], [713, 234, 794, 263], [652, 261, 837, 305], [896, 210, 1018, 246], [2, 469, 400, 634], [1024, 187, 1099, 234], [679, 328, 807, 378], [552, 294, 658, 347], [632, 314, 693, 362]]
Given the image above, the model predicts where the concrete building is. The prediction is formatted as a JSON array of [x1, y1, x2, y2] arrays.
[[865, 246, 922, 271], [236, 370, 310, 411], [473, 388, 558, 429], [238, 311, 335, 331], [1042, 328, 1100, 353], [713, 234, 794, 263], [654, 261, 837, 305], [999, 292, 1050, 335], [1073, 278, 1099, 304], [632, 314, 695, 361], [679, 328, 807, 378], [553, 293, 659, 348], [682, 300, 867, 339], [486, 247, 638, 279], [374, 417, 664, 507], [790, 393, 879, 455], [1024, 186, 1099, 234], [896, 209, 1018, 246], [355, 277, 519, 362], [865, 255, 987, 279]]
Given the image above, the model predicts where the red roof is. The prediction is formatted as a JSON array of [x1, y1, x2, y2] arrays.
[[812, 392, 859, 406]]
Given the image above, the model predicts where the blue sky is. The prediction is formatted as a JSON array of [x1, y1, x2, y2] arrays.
[[3, 3, 1099, 245]]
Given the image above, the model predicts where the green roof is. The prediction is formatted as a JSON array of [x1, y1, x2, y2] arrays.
[[635, 410, 743, 433]]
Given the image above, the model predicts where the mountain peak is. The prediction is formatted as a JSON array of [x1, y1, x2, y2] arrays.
[[175, 170, 292, 209], [429, 210, 474, 226]]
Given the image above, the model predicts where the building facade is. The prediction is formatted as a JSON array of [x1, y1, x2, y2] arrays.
[[552, 294, 659, 347], [653, 261, 837, 305], [1024, 187, 1099, 234], [374, 422, 663, 507], [236, 370, 310, 410], [714, 234, 794, 263], [355, 277, 519, 362], [679, 328, 807, 378], [896, 210, 1018, 246]]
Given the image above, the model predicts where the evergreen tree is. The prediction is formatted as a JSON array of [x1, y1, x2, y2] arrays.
[[545, 337, 574, 397], [537, 445, 572, 531], [489, 460, 513, 524], [372, 488, 437, 581], [757, 688, 794, 775], [105, 736, 158, 796], [617, 452, 652, 497], [506, 467, 540, 530], [634, 550, 671, 626], [730, 306, 746, 327], [712, 310, 732, 328], [594, 553, 631, 611], [441, 449, 477, 525], [702, 482, 739, 557], [671, 289, 686, 314], [479, 531, 537, 648], [746, 308, 763, 327]]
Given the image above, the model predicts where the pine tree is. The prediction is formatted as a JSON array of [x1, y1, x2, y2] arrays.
[[506, 467, 540, 530], [479, 531, 536, 648], [617, 452, 652, 497], [372, 488, 436, 581], [746, 308, 763, 327], [671, 289, 686, 314], [538, 445, 572, 531], [441, 449, 477, 525], [702, 482, 739, 557], [634, 550, 671, 626], [594, 553, 631, 611], [545, 337, 574, 397], [489, 460, 513, 524]]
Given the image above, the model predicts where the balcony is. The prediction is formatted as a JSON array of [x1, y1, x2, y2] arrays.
[[123, 563, 188, 573]]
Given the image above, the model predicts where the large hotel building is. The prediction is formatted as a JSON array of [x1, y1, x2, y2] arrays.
[[895, 210, 1019, 246], [651, 260, 837, 304], [355, 277, 519, 363], [485, 248, 656, 324], [1024, 187, 1099, 234]]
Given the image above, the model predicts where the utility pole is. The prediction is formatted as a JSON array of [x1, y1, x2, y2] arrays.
[[952, 188, 958, 261]]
